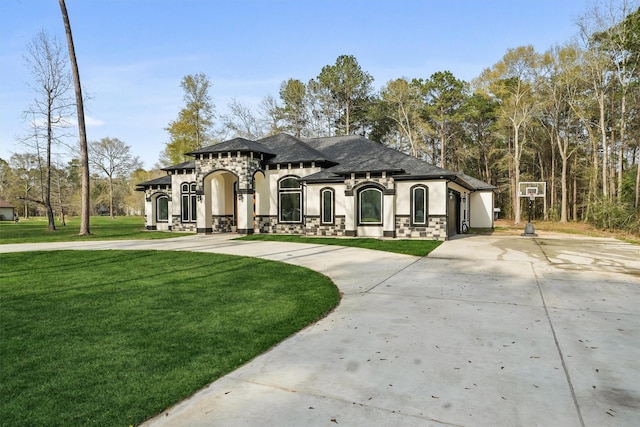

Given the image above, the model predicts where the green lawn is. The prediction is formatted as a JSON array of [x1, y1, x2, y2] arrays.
[[0, 250, 340, 426], [237, 234, 442, 257], [0, 216, 189, 244]]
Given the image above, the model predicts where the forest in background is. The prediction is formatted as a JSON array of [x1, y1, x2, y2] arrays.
[[1, 0, 638, 234]]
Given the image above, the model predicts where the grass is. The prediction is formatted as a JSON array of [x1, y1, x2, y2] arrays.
[[236, 234, 442, 257], [0, 216, 190, 244], [0, 250, 340, 426]]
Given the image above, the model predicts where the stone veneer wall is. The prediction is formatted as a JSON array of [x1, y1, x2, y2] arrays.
[[304, 216, 347, 236], [395, 215, 447, 240], [171, 215, 197, 232], [346, 175, 395, 191], [195, 155, 262, 193], [255, 215, 304, 234], [212, 215, 234, 232]]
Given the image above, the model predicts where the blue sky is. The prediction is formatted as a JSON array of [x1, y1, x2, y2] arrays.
[[1, 0, 590, 168]]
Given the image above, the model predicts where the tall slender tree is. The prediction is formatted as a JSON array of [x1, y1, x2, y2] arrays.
[[162, 73, 215, 165], [478, 46, 542, 224], [317, 55, 373, 135], [279, 79, 307, 138], [379, 78, 430, 158], [59, 0, 90, 235], [419, 71, 468, 168], [22, 30, 73, 231]]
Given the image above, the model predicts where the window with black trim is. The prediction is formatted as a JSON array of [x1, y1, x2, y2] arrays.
[[156, 195, 168, 222], [181, 182, 197, 222], [411, 185, 428, 225], [358, 187, 382, 224], [321, 188, 334, 224], [279, 177, 302, 223]]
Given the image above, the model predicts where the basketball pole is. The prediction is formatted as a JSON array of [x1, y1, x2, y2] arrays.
[[522, 193, 537, 237]]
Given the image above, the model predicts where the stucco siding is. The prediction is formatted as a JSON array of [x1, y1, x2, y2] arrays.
[[470, 191, 494, 228]]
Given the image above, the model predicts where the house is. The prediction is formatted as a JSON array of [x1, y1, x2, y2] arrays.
[[137, 133, 496, 240], [0, 198, 16, 221]]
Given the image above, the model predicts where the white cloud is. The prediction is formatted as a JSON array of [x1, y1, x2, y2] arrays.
[[85, 116, 105, 127]]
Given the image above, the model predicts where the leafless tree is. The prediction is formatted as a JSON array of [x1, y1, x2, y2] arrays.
[[89, 137, 140, 219], [22, 30, 74, 230]]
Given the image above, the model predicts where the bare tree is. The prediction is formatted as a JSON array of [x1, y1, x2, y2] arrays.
[[22, 30, 74, 230], [59, 0, 90, 235], [258, 95, 285, 136], [221, 98, 264, 139], [89, 137, 140, 219]]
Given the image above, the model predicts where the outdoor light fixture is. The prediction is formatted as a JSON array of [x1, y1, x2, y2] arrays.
[[449, 191, 453, 200]]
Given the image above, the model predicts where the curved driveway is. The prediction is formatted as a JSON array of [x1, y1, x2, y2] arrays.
[[2, 234, 639, 426]]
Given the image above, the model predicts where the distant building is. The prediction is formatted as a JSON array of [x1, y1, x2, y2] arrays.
[[0, 199, 16, 221], [137, 133, 496, 240]]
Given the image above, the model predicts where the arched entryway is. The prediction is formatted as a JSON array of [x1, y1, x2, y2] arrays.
[[201, 170, 238, 233]]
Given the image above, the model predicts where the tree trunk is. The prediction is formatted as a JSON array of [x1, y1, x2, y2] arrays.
[[109, 176, 115, 219], [439, 118, 445, 169], [559, 144, 568, 223], [635, 152, 640, 208], [46, 91, 56, 231], [59, 0, 90, 235], [598, 91, 608, 199], [513, 125, 521, 224], [572, 163, 578, 221]]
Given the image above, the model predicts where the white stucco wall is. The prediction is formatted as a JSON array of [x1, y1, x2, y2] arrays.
[[257, 166, 322, 216], [470, 191, 494, 228], [305, 182, 346, 217], [395, 180, 448, 216]]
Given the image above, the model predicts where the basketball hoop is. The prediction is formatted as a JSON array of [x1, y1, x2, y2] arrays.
[[519, 182, 544, 237]]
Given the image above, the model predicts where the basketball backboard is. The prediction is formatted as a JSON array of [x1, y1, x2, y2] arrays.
[[518, 182, 546, 198]]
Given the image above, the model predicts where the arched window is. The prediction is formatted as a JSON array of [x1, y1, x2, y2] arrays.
[[411, 185, 428, 225], [321, 188, 334, 225], [181, 182, 197, 222], [279, 177, 302, 223], [358, 187, 382, 225], [156, 195, 168, 222]]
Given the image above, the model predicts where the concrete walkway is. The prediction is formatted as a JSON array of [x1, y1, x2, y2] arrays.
[[2, 234, 639, 426]]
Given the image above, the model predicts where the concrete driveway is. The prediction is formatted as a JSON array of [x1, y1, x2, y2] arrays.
[[2, 234, 638, 426]]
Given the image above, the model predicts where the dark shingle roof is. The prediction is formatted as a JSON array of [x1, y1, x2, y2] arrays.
[[302, 135, 459, 182], [258, 133, 336, 165], [136, 175, 172, 190], [455, 173, 497, 190], [154, 133, 495, 192], [162, 160, 195, 172], [187, 138, 276, 157]]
